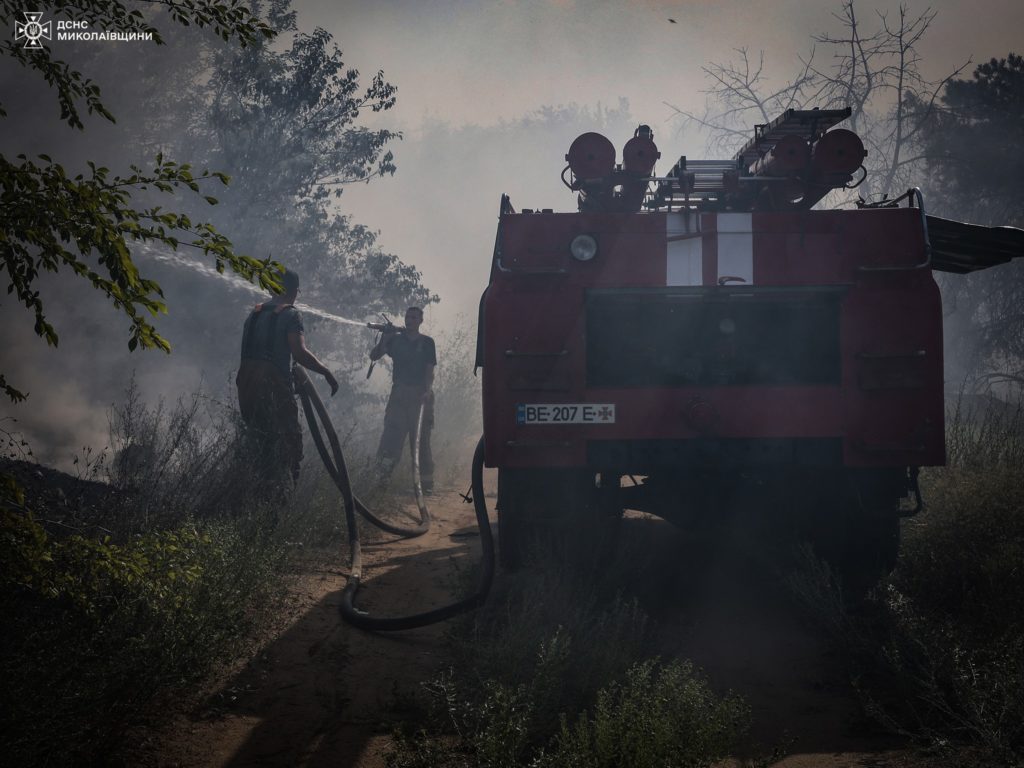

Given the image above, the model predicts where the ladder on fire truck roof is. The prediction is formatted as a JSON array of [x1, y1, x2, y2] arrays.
[[649, 107, 853, 209], [732, 107, 852, 169]]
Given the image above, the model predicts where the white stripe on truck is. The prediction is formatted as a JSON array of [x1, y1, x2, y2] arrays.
[[666, 211, 702, 286], [717, 213, 753, 284]]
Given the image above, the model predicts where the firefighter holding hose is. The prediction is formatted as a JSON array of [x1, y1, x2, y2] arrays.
[[370, 306, 437, 493], [236, 269, 338, 492]]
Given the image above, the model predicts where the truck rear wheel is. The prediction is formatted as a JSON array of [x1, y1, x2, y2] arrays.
[[799, 468, 902, 598], [835, 510, 900, 597], [496, 468, 618, 569]]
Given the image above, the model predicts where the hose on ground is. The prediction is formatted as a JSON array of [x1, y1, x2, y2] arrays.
[[293, 367, 495, 631], [297, 369, 429, 537]]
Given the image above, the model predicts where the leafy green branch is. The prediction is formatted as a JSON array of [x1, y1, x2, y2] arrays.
[[0, 153, 282, 401], [1, 1, 274, 128], [0, 1, 284, 404], [0, 43, 114, 128]]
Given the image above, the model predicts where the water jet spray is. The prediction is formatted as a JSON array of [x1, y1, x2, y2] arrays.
[[137, 246, 376, 328]]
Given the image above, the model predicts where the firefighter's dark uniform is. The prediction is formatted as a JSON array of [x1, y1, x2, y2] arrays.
[[236, 302, 304, 485], [377, 332, 436, 489]]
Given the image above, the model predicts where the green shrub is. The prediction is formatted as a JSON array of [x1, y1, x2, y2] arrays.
[[874, 459, 1024, 760], [452, 565, 651, 714], [788, 396, 1024, 764], [386, 545, 749, 768], [0, 378, 355, 764], [388, 631, 572, 768], [898, 466, 1024, 634], [0, 509, 280, 764], [454, 631, 575, 768], [539, 659, 749, 768], [875, 399, 1024, 759], [388, 652, 748, 768], [387, 549, 652, 767]]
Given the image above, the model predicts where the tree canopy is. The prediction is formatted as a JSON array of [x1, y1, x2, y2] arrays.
[[910, 53, 1024, 226], [0, 0, 279, 402], [192, 10, 435, 317], [102, 3, 437, 401], [1, 0, 432, 407], [909, 54, 1024, 388]]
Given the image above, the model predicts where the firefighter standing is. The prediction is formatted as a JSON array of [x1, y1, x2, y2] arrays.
[[236, 269, 338, 489], [370, 307, 436, 493]]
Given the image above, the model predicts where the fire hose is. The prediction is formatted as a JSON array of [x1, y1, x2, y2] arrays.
[[293, 367, 495, 631]]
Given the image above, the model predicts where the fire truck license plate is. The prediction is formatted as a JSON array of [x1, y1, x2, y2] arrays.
[[516, 403, 616, 425]]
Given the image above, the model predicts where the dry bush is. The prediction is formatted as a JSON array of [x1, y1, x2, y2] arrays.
[[0, 380, 294, 764], [786, 394, 1024, 764], [387, 539, 749, 768]]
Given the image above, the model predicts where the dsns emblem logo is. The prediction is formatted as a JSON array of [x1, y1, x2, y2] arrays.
[[15, 11, 51, 49]]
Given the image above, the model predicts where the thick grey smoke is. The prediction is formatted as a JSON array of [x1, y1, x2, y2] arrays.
[[3, 0, 1021, 468], [317, 0, 1024, 326], [341, 103, 641, 331], [0, 6, 639, 470]]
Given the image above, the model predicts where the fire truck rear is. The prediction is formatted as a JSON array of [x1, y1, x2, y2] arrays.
[[477, 108, 1021, 587]]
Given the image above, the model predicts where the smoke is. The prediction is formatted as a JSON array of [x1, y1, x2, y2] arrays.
[[340, 102, 640, 330], [0, 9, 645, 471], [3, 0, 1021, 469], [0, 302, 112, 467]]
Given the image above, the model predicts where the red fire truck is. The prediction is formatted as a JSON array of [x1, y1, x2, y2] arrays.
[[476, 108, 1022, 586]]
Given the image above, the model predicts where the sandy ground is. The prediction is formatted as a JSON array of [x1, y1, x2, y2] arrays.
[[151, 479, 918, 768], [152, 483, 486, 768]]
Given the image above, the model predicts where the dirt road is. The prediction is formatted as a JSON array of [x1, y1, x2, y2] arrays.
[[154, 485, 487, 768], [155, 484, 915, 768]]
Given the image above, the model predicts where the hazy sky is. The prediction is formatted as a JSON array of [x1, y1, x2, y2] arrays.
[[295, 0, 1024, 326], [301, 0, 1021, 129], [3, 0, 1021, 466]]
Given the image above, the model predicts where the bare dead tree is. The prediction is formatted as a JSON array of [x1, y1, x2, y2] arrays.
[[666, 46, 823, 157], [666, 0, 971, 199]]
